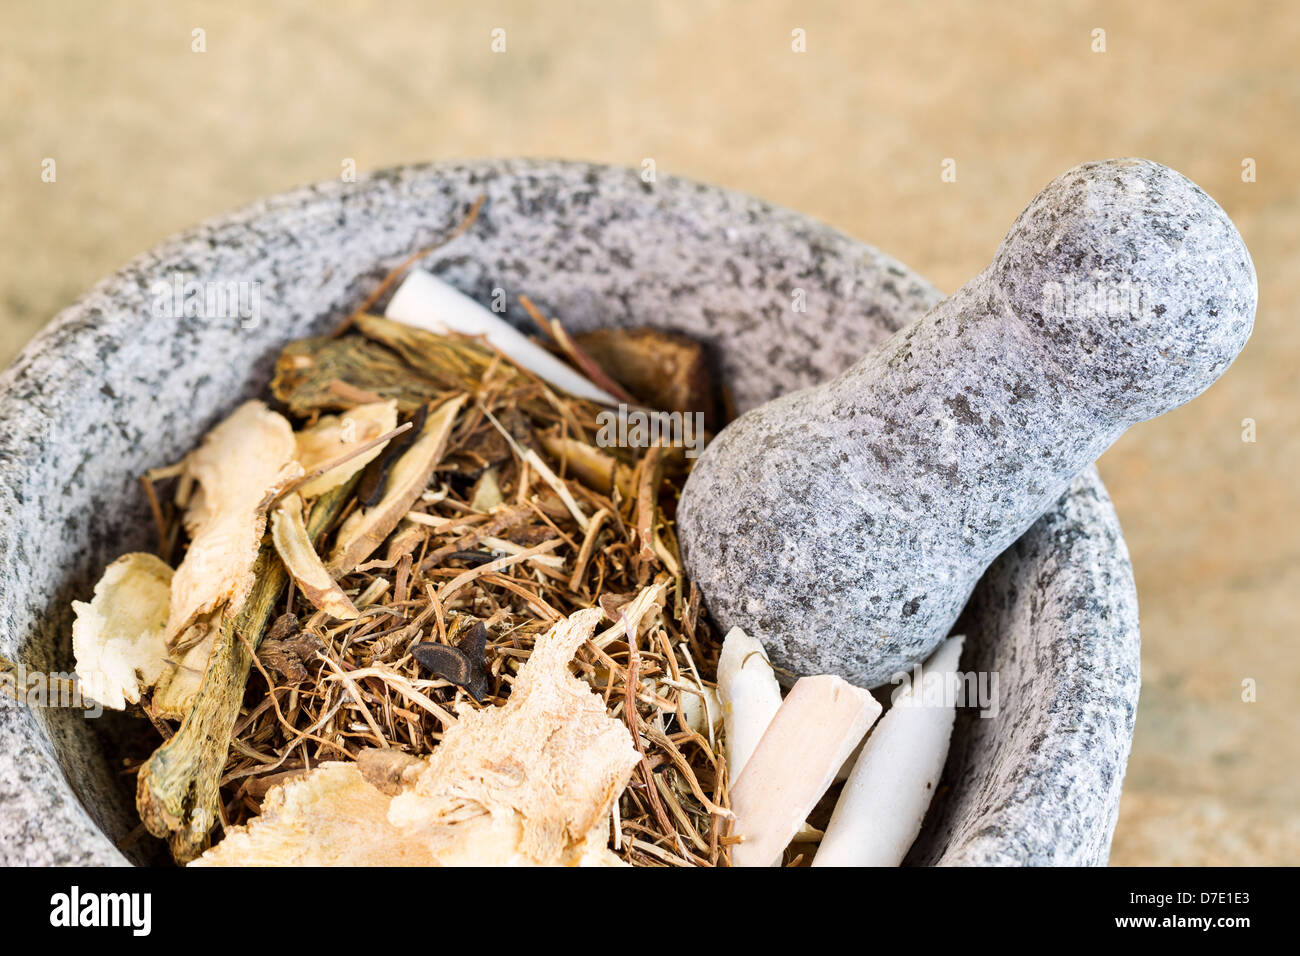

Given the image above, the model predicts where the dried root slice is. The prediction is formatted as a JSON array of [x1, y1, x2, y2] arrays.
[[166, 401, 300, 642], [191, 763, 434, 867], [728, 675, 881, 867], [270, 493, 359, 620], [716, 625, 783, 780], [195, 605, 640, 866], [813, 636, 964, 867], [328, 395, 466, 575], [71, 553, 173, 711], [293, 400, 398, 497]]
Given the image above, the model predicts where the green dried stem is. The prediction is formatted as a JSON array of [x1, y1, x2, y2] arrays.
[[135, 480, 355, 862], [271, 335, 448, 416]]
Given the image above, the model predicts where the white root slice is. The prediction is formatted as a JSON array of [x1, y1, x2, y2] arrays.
[[716, 626, 782, 780], [729, 674, 881, 868], [165, 400, 300, 643], [194, 604, 640, 866], [293, 400, 398, 498], [71, 553, 173, 710], [385, 269, 619, 405], [270, 493, 359, 620], [812, 635, 965, 868], [328, 395, 466, 575]]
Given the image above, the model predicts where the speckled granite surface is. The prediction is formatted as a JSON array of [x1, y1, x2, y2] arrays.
[[0, 160, 1138, 865], [908, 470, 1140, 865]]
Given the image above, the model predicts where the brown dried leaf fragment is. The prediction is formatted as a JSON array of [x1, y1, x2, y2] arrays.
[[573, 327, 716, 427], [328, 395, 467, 575], [293, 400, 398, 497], [166, 401, 300, 643], [257, 617, 322, 684], [270, 493, 359, 620], [71, 552, 173, 710]]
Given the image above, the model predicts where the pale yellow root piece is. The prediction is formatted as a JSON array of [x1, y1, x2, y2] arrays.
[[194, 604, 640, 866], [293, 400, 398, 498], [71, 553, 173, 711], [150, 619, 219, 720], [728, 674, 881, 867], [189, 763, 435, 866], [165, 400, 300, 643], [536, 430, 635, 500], [270, 493, 359, 620]]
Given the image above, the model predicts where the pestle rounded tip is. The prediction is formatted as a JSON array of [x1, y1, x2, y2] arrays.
[[992, 158, 1256, 421]]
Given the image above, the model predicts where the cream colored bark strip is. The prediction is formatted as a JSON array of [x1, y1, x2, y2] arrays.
[[328, 395, 466, 574], [293, 400, 399, 497], [813, 636, 964, 867], [728, 674, 881, 867], [165, 400, 300, 642], [270, 493, 359, 620]]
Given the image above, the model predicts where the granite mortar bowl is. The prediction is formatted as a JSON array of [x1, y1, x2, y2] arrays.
[[0, 159, 1140, 866]]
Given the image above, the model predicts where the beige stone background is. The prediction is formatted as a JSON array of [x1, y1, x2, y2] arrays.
[[1, 1, 1295, 864]]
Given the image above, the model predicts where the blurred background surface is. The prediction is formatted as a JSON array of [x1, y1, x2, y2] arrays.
[[2, 0, 1295, 864]]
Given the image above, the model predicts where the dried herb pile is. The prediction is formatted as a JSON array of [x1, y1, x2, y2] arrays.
[[133, 307, 731, 866]]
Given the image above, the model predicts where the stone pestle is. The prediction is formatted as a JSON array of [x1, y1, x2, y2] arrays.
[[678, 159, 1256, 688]]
